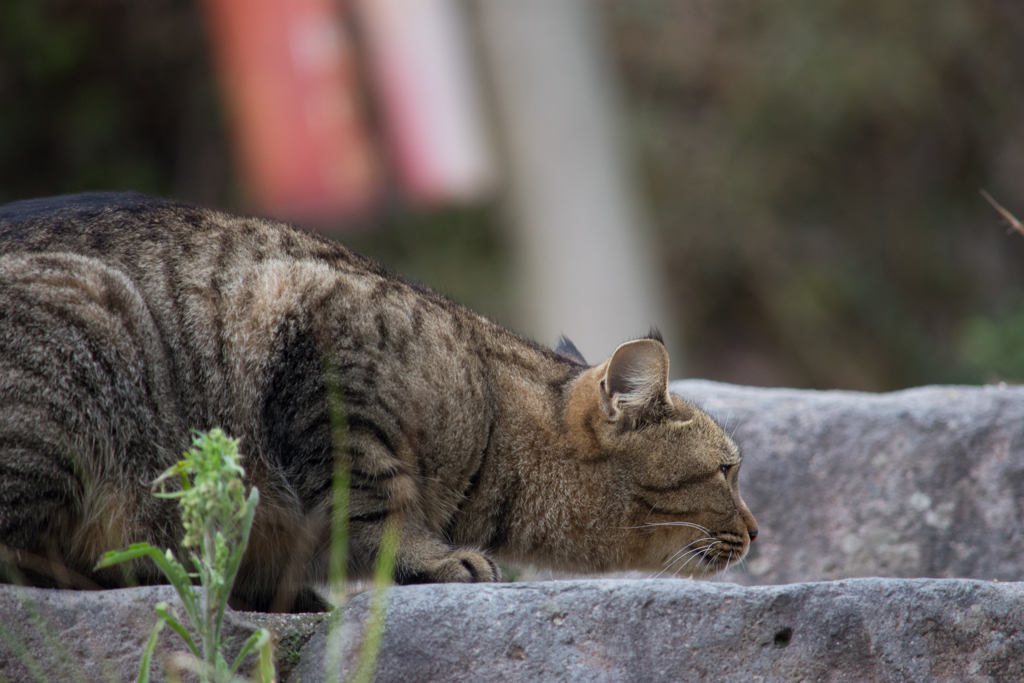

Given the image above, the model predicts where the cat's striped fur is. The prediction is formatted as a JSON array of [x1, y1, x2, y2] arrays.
[[0, 192, 757, 612]]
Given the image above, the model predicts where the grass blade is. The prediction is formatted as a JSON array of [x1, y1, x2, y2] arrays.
[[981, 189, 1024, 237], [323, 354, 351, 683], [0, 617, 50, 683], [154, 603, 199, 659], [94, 543, 158, 568], [7, 589, 96, 683], [325, 354, 350, 600], [351, 519, 400, 683], [228, 628, 271, 675], [223, 488, 259, 593], [136, 616, 166, 683], [257, 634, 275, 683]]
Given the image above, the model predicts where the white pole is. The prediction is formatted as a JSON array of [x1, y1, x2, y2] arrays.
[[471, 0, 677, 367]]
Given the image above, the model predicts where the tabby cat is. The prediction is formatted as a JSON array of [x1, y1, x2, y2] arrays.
[[0, 192, 757, 612]]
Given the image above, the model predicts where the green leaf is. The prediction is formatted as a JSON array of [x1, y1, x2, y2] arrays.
[[154, 602, 199, 659], [100, 427, 268, 683], [229, 628, 271, 675], [94, 542, 160, 568], [136, 616, 165, 683], [257, 635, 276, 683], [219, 487, 259, 631], [222, 488, 259, 593], [96, 542, 200, 629]]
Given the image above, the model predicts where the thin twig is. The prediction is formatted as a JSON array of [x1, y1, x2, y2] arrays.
[[981, 189, 1024, 238]]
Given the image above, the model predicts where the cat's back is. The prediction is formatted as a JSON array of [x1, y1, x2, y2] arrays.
[[0, 192, 498, 446], [0, 191, 412, 350], [1, 191, 201, 254], [0, 191, 362, 271], [1, 193, 366, 464]]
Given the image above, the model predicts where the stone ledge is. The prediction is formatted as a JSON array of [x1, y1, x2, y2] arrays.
[[3, 579, 1021, 682], [295, 578, 1024, 683], [0, 584, 324, 683]]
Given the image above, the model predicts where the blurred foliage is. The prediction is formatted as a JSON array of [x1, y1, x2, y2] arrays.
[[605, 0, 1024, 389], [960, 296, 1024, 381], [0, 0, 232, 205], [3, 0, 1024, 389]]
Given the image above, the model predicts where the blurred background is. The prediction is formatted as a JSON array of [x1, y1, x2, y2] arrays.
[[2, 0, 1023, 390]]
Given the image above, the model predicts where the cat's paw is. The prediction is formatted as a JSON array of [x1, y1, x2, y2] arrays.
[[401, 548, 501, 584]]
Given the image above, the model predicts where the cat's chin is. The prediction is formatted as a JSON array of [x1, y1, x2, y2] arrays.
[[649, 543, 747, 579]]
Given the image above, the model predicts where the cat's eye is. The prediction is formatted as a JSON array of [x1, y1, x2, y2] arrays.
[[720, 464, 731, 476]]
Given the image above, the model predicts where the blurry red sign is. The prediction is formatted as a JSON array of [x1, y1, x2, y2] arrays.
[[201, 0, 380, 225]]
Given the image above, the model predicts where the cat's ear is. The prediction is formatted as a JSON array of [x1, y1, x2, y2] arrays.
[[554, 335, 587, 365], [599, 338, 671, 425]]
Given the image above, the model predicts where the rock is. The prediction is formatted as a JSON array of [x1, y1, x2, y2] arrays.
[[0, 584, 324, 683], [669, 380, 1024, 585], [293, 579, 1024, 683]]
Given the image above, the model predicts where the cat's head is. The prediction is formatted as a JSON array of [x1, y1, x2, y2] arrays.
[[565, 336, 758, 576]]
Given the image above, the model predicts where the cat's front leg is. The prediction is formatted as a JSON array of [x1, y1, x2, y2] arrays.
[[349, 515, 500, 584], [394, 531, 501, 584]]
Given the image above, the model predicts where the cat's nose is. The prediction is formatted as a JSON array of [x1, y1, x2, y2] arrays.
[[748, 526, 759, 543]]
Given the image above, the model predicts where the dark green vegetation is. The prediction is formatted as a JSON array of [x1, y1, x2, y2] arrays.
[[2, 0, 1022, 389], [607, 0, 1024, 388]]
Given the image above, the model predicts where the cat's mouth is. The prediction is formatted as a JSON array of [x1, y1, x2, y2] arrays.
[[656, 531, 747, 576], [700, 535, 747, 569]]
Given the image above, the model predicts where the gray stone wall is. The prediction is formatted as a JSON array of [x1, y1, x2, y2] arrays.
[[669, 381, 1024, 585], [296, 579, 1024, 683], [5, 579, 1021, 682]]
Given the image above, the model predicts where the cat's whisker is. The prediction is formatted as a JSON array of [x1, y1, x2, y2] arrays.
[[643, 522, 715, 545], [723, 550, 735, 577], [729, 412, 749, 441], [694, 541, 724, 579], [661, 546, 711, 576], [643, 521, 712, 533], [668, 544, 715, 579], [654, 543, 704, 578], [656, 538, 717, 579], [669, 546, 708, 575], [651, 542, 708, 579], [621, 521, 712, 536], [663, 536, 717, 565]]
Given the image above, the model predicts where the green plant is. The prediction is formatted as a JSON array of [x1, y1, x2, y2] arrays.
[[96, 428, 274, 683], [78, 359, 399, 683]]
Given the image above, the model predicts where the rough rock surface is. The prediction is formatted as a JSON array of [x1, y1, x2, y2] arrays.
[[669, 381, 1024, 585], [293, 579, 1024, 683], [4, 382, 1024, 682], [0, 584, 324, 683]]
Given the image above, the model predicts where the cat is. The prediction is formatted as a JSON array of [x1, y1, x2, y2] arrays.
[[0, 192, 758, 612]]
